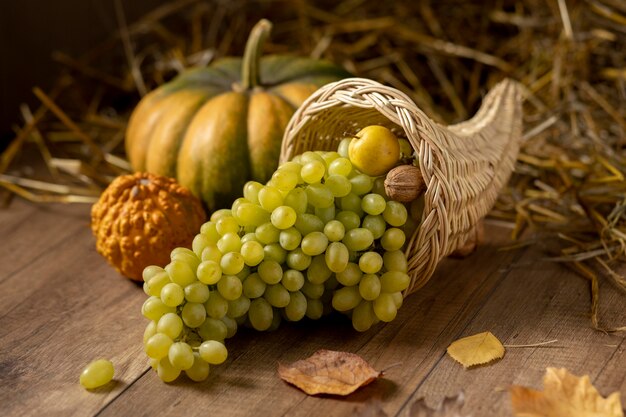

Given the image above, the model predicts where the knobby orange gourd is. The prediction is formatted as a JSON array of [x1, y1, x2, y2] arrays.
[[91, 172, 206, 281], [125, 19, 350, 211]]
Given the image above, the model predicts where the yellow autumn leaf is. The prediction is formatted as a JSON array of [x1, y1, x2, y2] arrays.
[[446, 331, 505, 368], [510, 367, 624, 417]]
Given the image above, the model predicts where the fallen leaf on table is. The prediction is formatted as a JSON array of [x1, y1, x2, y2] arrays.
[[278, 349, 381, 396], [447, 331, 505, 368], [410, 392, 469, 417], [510, 367, 624, 417]]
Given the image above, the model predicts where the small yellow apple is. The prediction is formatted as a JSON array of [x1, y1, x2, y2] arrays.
[[348, 125, 400, 176]]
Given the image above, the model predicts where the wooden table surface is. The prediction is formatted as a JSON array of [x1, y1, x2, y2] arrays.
[[1, 198, 624, 417]]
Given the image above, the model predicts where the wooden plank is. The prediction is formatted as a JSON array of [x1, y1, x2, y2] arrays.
[[96, 224, 528, 417], [401, 244, 626, 415], [0, 214, 148, 417]]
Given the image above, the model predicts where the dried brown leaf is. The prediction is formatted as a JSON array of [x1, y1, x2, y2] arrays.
[[278, 349, 381, 396], [447, 332, 505, 368], [410, 392, 469, 417], [510, 367, 624, 417]]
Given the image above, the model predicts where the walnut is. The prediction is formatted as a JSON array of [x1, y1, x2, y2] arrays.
[[383, 165, 426, 202]]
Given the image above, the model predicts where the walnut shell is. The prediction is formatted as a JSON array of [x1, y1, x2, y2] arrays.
[[384, 165, 426, 202], [91, 172, 206, 281]]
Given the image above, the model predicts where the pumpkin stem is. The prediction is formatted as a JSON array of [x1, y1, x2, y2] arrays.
[[241, 19, 272, 90]]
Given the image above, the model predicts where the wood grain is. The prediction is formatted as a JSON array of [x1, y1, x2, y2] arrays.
[[0, 201, 624, 417]]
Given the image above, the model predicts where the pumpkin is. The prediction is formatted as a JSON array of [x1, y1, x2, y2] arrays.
[[91, 172, 206, 281], [125, 19, 350, 211]]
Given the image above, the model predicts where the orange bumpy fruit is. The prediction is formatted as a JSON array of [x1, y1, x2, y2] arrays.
[[348, 126, 400, 176]]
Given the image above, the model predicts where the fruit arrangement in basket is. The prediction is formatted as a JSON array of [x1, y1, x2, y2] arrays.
[[140, 126, 421, 382]]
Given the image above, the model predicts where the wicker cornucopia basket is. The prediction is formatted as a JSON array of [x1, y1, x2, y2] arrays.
[[280, 77, 523, 296]]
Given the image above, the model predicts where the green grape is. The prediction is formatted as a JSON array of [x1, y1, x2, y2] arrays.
[[199, 340, 228, 364], [143, 282, 151, 296], [227, 296, 250, 318], [243, 181, 263, 204], [306, 255, 333, 284], [350, 174, 374, 196], [264, 284, 290, 308], [197, 260, 222, 285], [220, 252, 245, 275], [168, 342, 194, 370], [216, 275, 243, 301], [238, 241, 263, 267], [337, 138, 352, 158], [324, 220, 345, 242], [383, 201, 408, 226], [216, 216, 239, 235], [286, 248, 312, 271], [181, 302, 206, 328], [271, 206, 297, 230], [201, 245, 222, 263], [336, 262, 363, 286], [210, 209, 232, 222], [322, 151, 340, 165], [324, 274, 340, 291], [144, 320, 157, 344], [362, 215, 386, 239], [282, 269, 305, 292], [361, 193, 386, 215], [279, 227, 302, 251], [283, 188, 308, 214], [305, 184, 334, 208], [234, 203, 270, 227], [371, 177, 389, 198], [145, 333, 173, 359], [332, 286, 362, 311], [205, 291, 229, 319], [300, 151, 325, 164], [284, 291, 307, 321], [380, 271, 411, 292], [142, 297, 175, 321], [200, 221, 220, 243], [157, 313, 183, 340], [255, 222, 281, 244], [166, 260, 196, 287], [328, 156, 352, 176], [157, 357, 180, 382], [305, 298, 324, 319], [171, 248, 200, 271], [217, 233, 242, 254], [339, 193, 363, 216], [258, 186, 283, 211], [231, 197, 250, 215], [301, 231, 329, 256], [186, 333, 202, 348], [242, 273, 266, 299], [373, 293, 397, 322], [359, 274, 381, 300], [186, 353, 210, 382], [248, 298, 273, 331], [272, 169, 299, 191], [352, 300, 375, 332], [263, 243, 287, 264], [342, 228, 374, 251], [257, 260, 283, 284], [236, 265, 251, 280], [221, 315, 238, 338], [325, 242, 349, 273], [315, 205, 336, 224], [198, 317, 228, 341], [184, 282, 210, 303], [241, 232, 259, 243], [381, 228, 406, 251], [359, 251, 383, 274], [335, 210, 361, 231], [80, 359, 114, 389], [143, 265, 165, 283], [294, 213, 324, 235], [301, 160, 326, 184], [325, 175, 352, 197], [280, 160, 303, 173], [192, 234, 211, 258], [146, 271, 170, 297], [301, 281, 325, 299]]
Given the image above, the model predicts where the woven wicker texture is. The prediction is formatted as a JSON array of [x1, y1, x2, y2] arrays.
[[280, 77, 523, 295]]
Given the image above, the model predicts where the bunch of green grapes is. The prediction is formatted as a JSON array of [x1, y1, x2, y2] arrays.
[[140, 140, 413, 383]]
